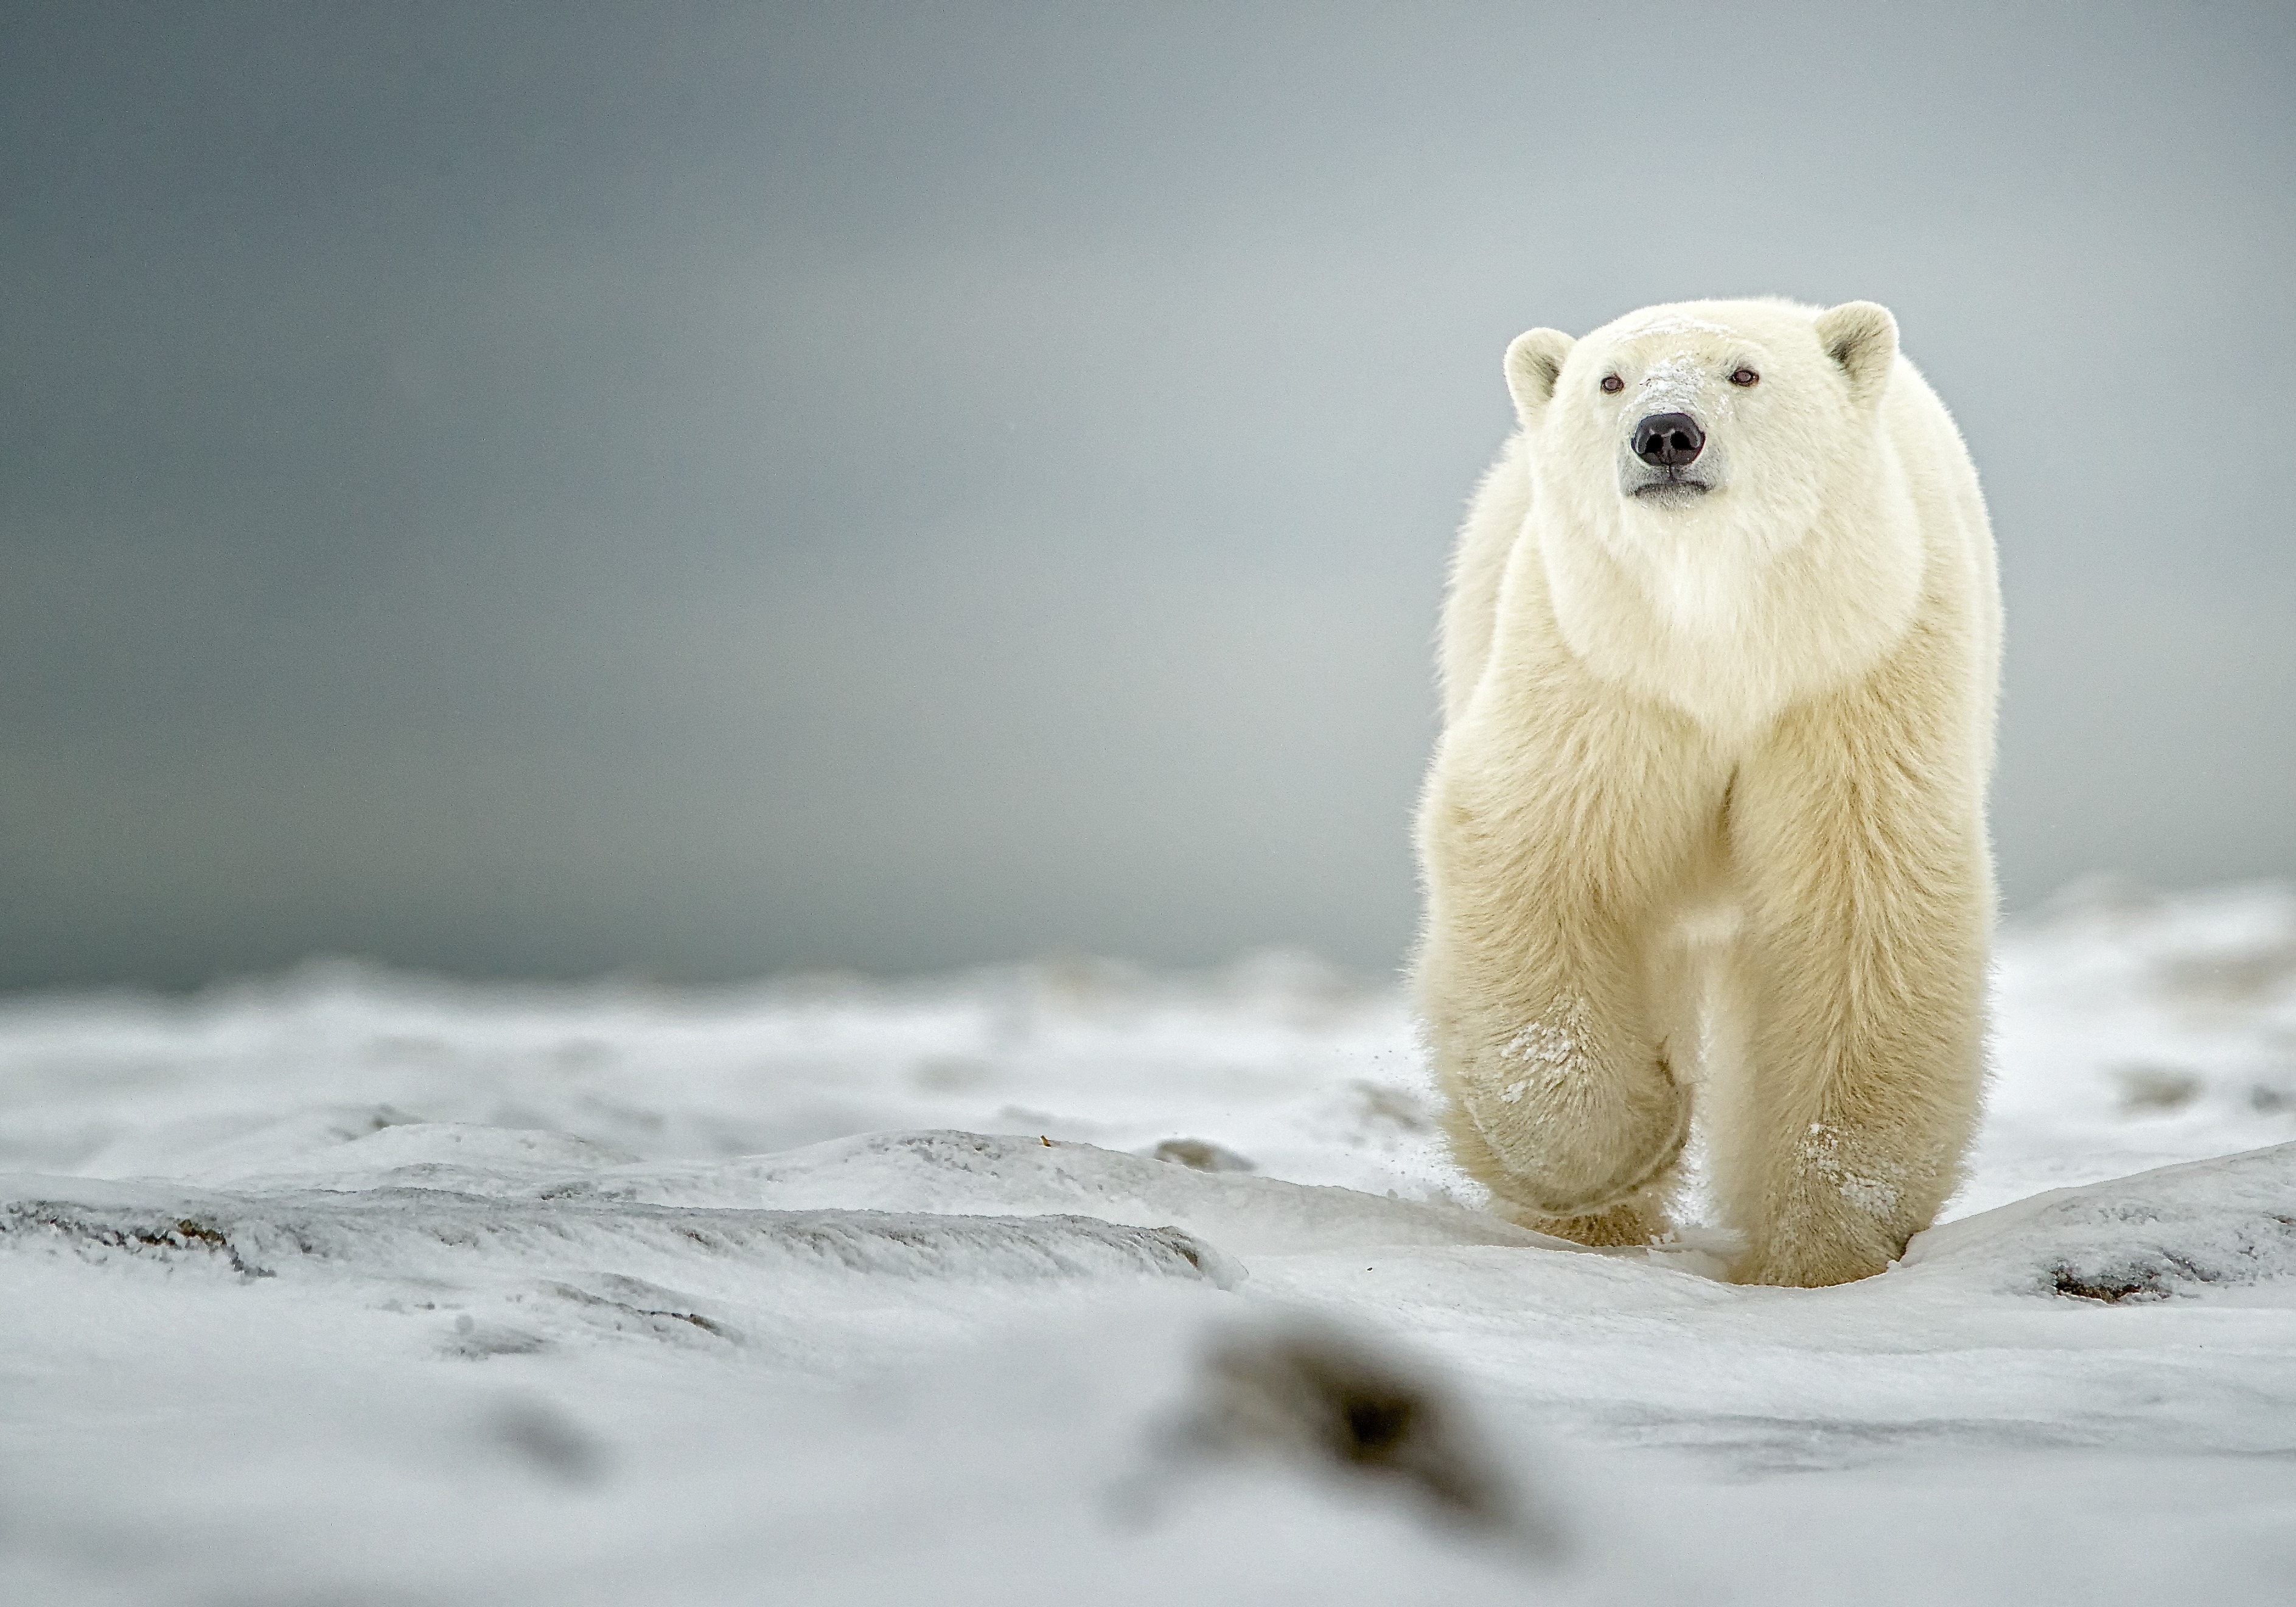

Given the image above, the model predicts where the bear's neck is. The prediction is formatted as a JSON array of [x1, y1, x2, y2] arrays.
[[1534, 486, 1927, 743]]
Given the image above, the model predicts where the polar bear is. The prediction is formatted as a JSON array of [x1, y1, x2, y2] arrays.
[[1413, 298, 2000, 1287]]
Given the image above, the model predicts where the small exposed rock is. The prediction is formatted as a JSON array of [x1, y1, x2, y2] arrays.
[[2249, 1083, 2296, 1115], [2112, 1063, 2203, 1114], [1350, 1080, 1434, 1134], [486, 1396, 608, 1484], [2160, 940, 2296, 1006], [1149, 1138, 1256, 1173], [912, 1055, 996, 1091]]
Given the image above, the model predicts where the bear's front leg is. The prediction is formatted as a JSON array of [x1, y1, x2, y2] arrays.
[[1416, 705, 1722, 1245], [1717, 690, 1991, 1287], [1432, 982, 1689, 1247]]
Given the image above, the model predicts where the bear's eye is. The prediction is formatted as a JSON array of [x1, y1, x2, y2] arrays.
[[1729, 367, 1760, 387], [1600, 374, 1624, 394]]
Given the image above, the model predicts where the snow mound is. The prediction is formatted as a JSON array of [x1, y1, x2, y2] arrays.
[[184, 1117, 644, 1192], [0, 1178, 1244, 1295], [541, 1129, 1574, 1257], [1907, 1140, 2296, 1302]]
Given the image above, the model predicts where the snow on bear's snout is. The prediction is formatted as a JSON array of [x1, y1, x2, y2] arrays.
[[1613, 341, 1743, 505]]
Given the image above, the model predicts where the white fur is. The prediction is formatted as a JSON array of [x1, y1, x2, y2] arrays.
[[1415, 298, 2001, 1284]]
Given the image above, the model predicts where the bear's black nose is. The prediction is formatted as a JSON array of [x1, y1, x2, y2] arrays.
[[1632, 412, 1705, 467]]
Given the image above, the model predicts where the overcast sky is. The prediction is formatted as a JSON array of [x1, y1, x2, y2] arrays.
[[2, 2, 2291, 990]]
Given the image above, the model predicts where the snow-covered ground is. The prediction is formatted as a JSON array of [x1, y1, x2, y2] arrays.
[[3, 878, 2293, 1604]]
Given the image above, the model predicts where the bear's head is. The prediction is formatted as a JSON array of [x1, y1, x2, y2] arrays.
[[1502, 298, 1900, 564]]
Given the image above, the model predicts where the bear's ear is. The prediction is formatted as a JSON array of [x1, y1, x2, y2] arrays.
[[1813, 301, 1899, 408], [1503, 328, 1575, 425]]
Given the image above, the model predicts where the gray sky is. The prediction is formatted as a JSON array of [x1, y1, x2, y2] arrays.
[[2, 1, 2291, 990]]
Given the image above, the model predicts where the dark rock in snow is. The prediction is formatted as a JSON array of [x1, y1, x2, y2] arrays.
[[1905, 1140, 2296, 1303], [1174, 1313, 1565, 1556]]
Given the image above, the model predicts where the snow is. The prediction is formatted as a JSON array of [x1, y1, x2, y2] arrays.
[[2, 884, 2294, 1603]]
